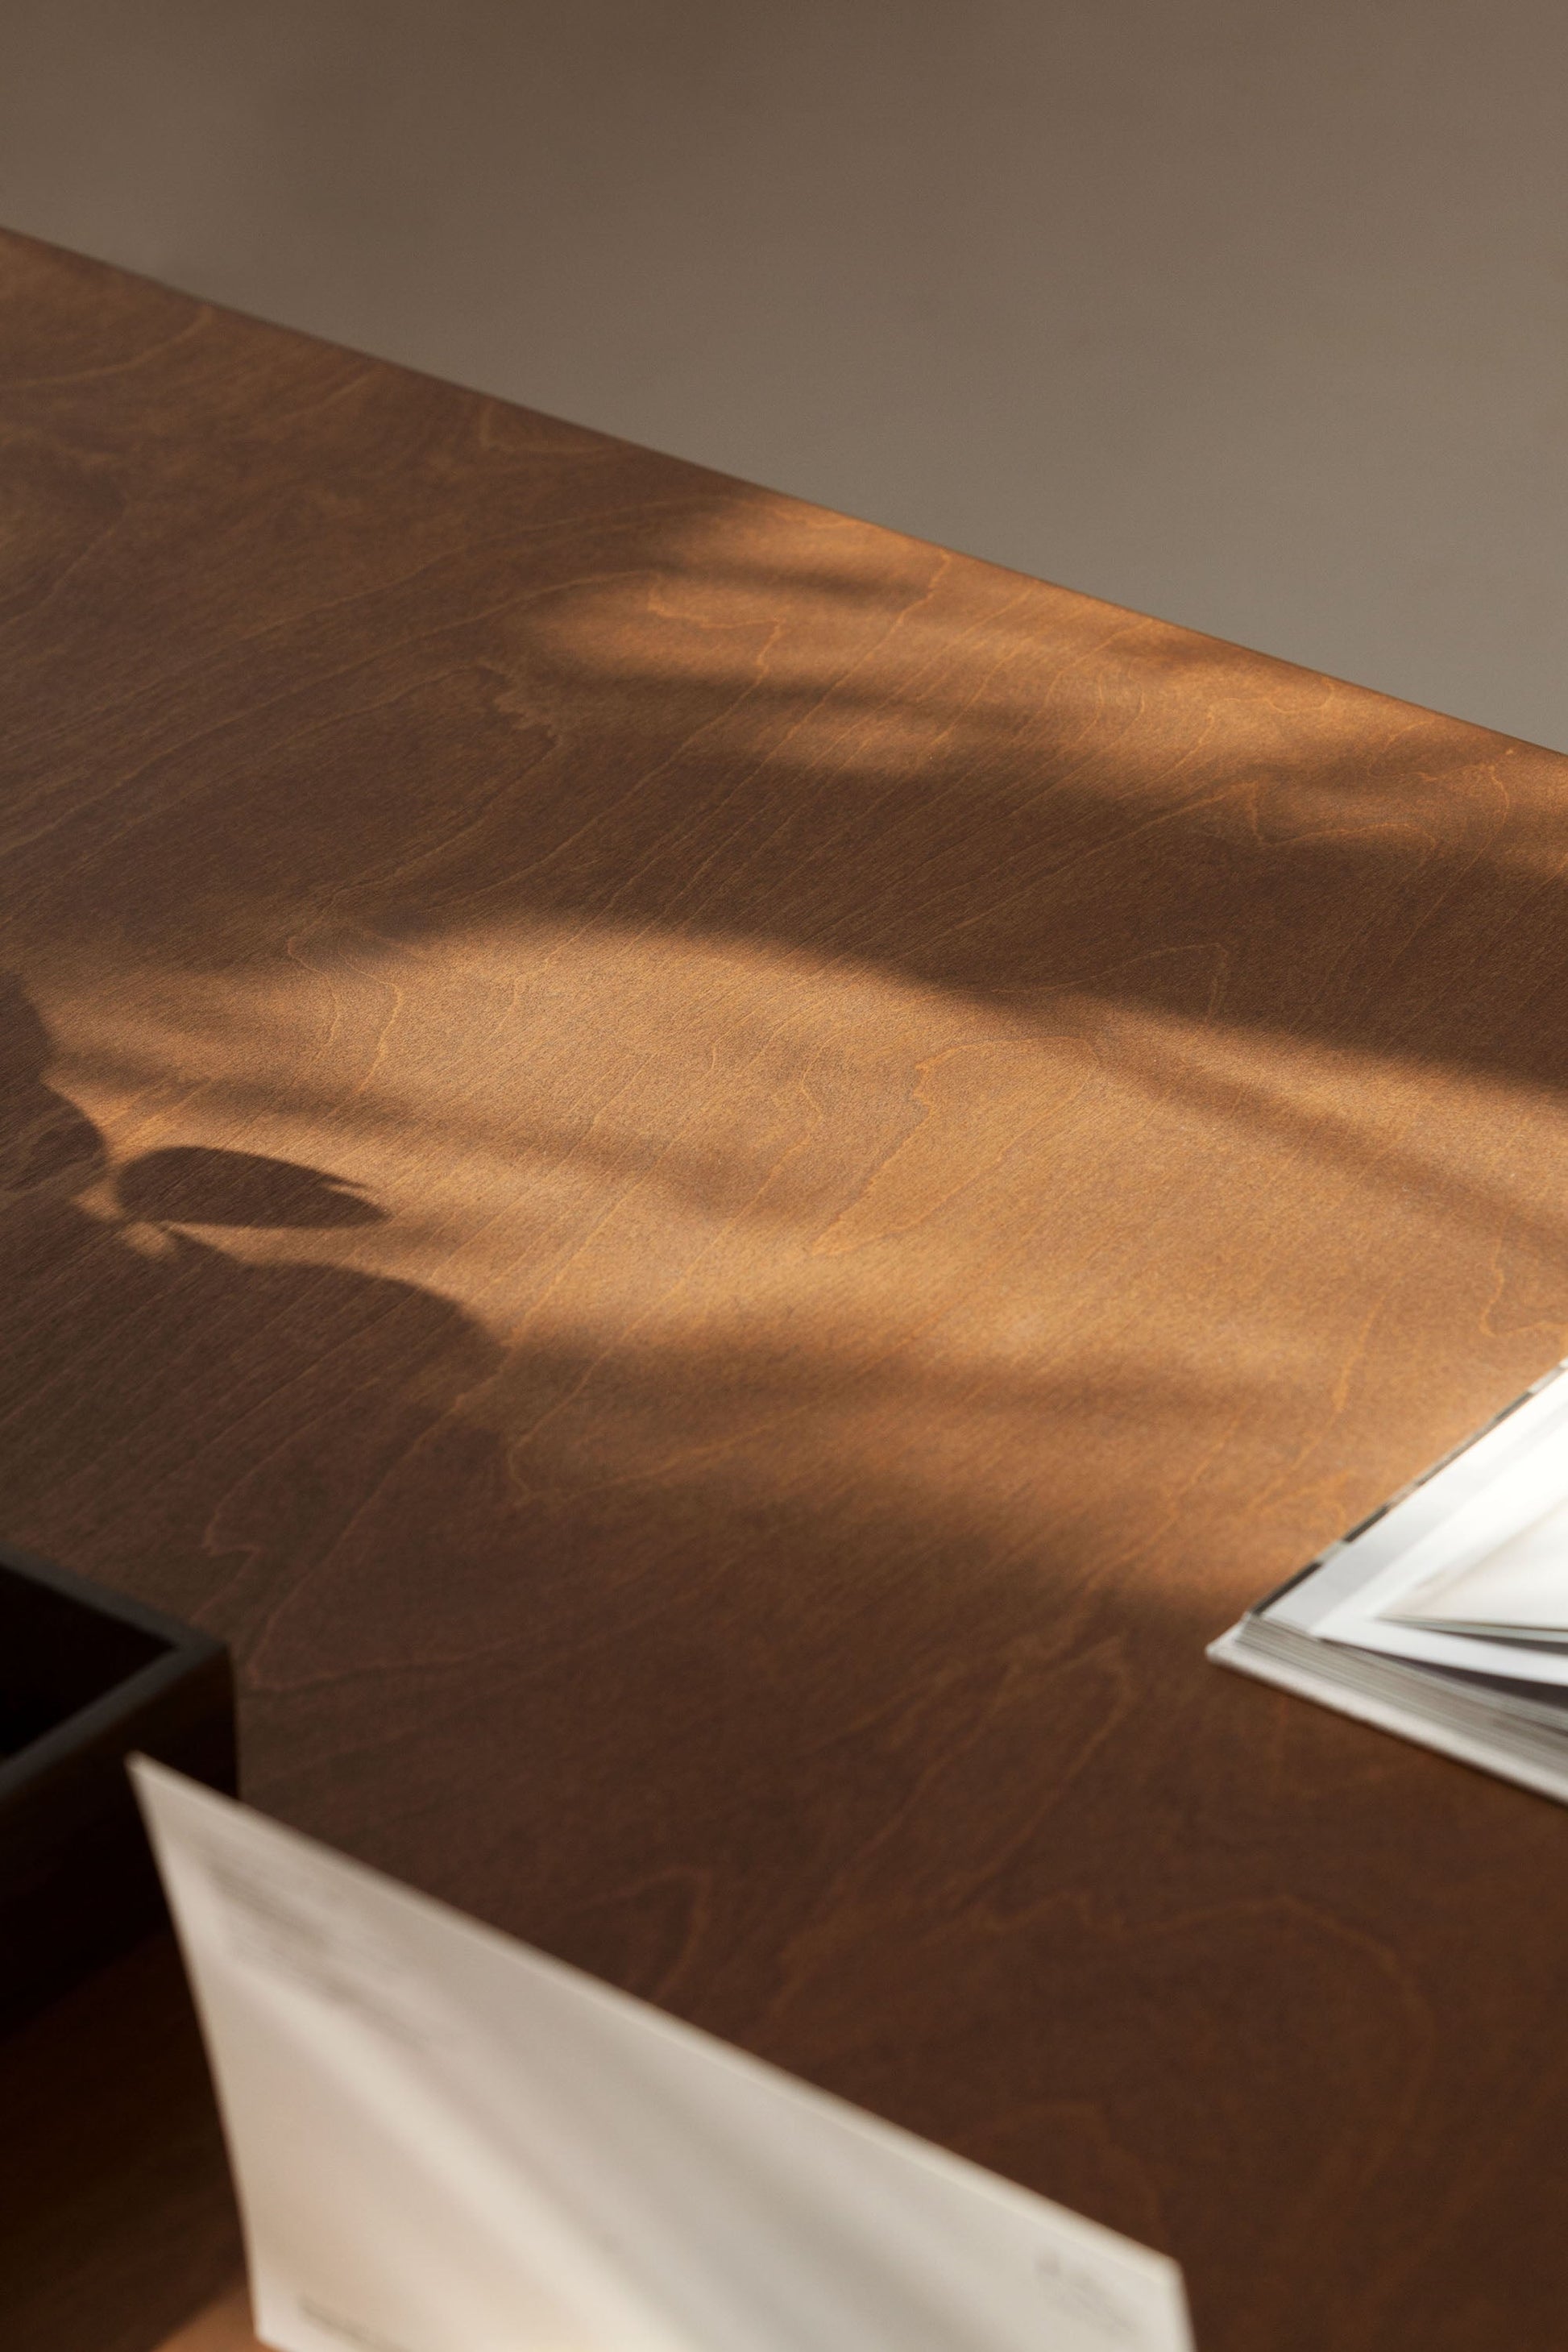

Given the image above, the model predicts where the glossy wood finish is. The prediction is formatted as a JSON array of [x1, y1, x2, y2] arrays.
[[4, 226, 1568, 2352]]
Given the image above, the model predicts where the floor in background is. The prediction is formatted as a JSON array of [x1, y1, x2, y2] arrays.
[[0, 0, 1564, 750]]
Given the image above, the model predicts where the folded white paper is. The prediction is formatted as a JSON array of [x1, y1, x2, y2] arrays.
[[132, 1761, 1193, 2352]]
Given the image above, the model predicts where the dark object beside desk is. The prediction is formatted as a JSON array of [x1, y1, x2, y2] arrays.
[[2, 225, 1568, 2352], [0, 1540, 235, 2031]]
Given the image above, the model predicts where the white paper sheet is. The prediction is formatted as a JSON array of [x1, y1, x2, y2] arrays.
[[132, 1761, 1193, 2352]]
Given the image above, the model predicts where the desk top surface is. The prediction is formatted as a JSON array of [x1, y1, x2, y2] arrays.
[[3, 226, 1568, 2352]]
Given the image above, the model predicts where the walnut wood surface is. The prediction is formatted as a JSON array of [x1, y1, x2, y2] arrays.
[[4, 225, 1568, 2352]]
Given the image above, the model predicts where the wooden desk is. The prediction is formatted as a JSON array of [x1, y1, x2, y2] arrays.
[[3, 225, 1568, 2352]]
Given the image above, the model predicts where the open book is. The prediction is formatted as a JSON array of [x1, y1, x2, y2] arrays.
[[1209, 1362, 1568, 1803]]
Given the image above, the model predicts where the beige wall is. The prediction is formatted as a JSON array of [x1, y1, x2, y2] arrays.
[[1, 0, 1564, 746]]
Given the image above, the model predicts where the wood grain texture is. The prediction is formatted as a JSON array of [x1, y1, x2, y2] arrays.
[[3, 224, 1568, 2351]]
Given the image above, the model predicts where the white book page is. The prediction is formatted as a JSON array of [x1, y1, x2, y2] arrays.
[[132, 1761, 1193, 2352], [1309, 1389, 1568, 1682], [1388, 1491, 1568, 1637]]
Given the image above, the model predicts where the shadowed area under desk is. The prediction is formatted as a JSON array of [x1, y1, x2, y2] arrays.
[[3, 225, 1568, 2352]]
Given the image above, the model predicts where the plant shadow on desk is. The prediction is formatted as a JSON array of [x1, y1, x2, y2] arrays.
[[0, 915, 1553, 2352], [117, 1146, 387, 1230], [17, 497, 1568, 1105], [0, 973, 504, 1653], [8, 463, 1568, 2352], [0, 979, 507, 2352]]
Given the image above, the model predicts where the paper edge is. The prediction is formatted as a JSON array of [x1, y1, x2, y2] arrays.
[[1206, 1624, 1568, 1806]]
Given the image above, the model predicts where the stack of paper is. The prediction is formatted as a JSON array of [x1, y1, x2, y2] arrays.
[[1210, 1363, 1568, 1802]]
